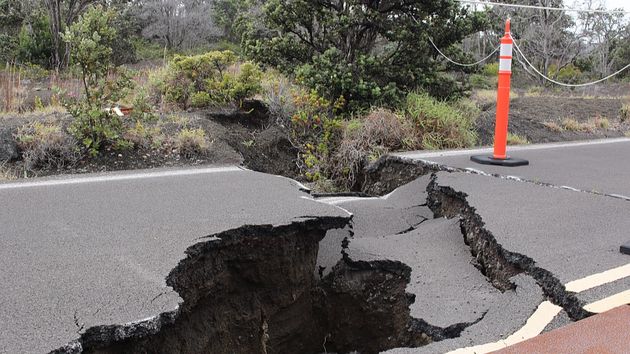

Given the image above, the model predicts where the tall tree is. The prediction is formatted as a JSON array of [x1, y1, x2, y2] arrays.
[[488, 0, 582, 84], [137, 0, 219, 50], [243, 0, 487, 109], [43, 0, 100, 70]]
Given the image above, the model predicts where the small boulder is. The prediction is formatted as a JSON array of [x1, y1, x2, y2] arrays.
[[0, 128, 18, 162]]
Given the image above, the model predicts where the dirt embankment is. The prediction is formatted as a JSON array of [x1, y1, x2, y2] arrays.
[[476, 96, 630, 145]]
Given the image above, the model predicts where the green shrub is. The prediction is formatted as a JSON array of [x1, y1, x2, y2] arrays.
[[548, 64, 582, 84], [289, 90, 344, 181], [153, 51, 262, 108], [123, 121, 164, 149], [470, 73, 494, 89], [191, 92, 212, 108], [62, 5, 133, 156], [15, 122, 80, 170], [404, 92, 477, 150], [483, 63, 499, 77], [175, 128, 210, 158], [620, 104, 630, 122]]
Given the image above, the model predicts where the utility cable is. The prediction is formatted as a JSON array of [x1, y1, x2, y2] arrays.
[[428, 37, 500, 67], [457, 0, 630, 15], [511, 36, 630, 87]]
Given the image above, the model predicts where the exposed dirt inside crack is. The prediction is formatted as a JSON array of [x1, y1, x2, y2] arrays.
[[53, 215, 438, 354], [426, 174, 591, 321]]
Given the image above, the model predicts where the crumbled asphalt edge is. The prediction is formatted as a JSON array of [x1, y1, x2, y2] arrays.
[[426, 173, 592, 321], [50, 216, 348, 354], [50, 213, 448, 354], [361, 155, 455, 195]]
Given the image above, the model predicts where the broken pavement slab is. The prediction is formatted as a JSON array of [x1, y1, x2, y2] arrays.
[[430, 171, 630, 286], [0, 167, 350, 353], [396, 138, 630, 199]]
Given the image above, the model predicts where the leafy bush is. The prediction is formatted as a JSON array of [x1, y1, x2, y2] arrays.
[[404, 92, 478, 150], [175, 128, 210, 158], [288, 90, 344, 181], [15, 122, 80, 170], [548, 64, 582, 84], [469, 73, 494, 89], [483, 63, 499, 77], [191, 92, 212, 108], [62, 5, 134, 156], [244, 0, 486, 110], [152, 51, 262, 109]]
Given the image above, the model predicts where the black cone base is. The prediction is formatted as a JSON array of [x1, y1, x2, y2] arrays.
[[470, 155, 529, 167], [621, 241, 630, 255]]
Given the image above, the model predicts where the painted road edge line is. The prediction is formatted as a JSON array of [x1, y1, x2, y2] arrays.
[[0, 166, 244, 190], [446, 301, 562, 354], [584, 290, 630, 313], [448, 262, 630, 353], [394, 137, 630, 159], [565, 263, 630, 293]]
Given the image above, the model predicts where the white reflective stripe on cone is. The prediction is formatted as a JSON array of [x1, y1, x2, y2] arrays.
[[499, 58, 512, 72], [500, 43, 513, 56]]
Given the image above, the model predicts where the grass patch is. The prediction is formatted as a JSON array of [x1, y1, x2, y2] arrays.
[[620, 104, 630, 122], [15, 121, 81, 170], [561, 118, 594, 132], [593, 116, 610, 129], [174, 128, 210, 158], [506, 133, 529, 145], [405, 92, 477, 150], [543, 121, 563, 132]]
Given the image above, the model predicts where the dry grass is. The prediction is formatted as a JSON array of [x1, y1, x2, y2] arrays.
[[506, 133, 530, 145], [0, 65, 27, 112], [543, 121, 563, 132], [174, 128, 210, 158], [561, 118, 594, 132], [593, 116, 610, 130], [620, 104, 630, 122], [0, 162, 17, 181], [15, 122, 81, 170]]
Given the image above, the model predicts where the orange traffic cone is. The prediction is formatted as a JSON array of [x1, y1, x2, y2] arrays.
[[471, 19, 529, 167]]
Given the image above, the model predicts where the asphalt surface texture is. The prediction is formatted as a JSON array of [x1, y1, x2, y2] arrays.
[[317, 177, 543, 354], [0, 166, 349, 354], [5, 136, 630, 353], [432, 171, 630, 284], [396, 138, 630, 199]]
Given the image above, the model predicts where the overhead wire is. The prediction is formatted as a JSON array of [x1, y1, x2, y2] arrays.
[[511, 36, 630, 87], [456, 0, 630, 15]]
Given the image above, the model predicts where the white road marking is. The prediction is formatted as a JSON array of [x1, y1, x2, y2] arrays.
[[0, 166, 244, 190], [394, 137, 630, 159], [584, 290, 630, 313], [448, 262, 630, 353], [565, 263, 630, 293], [446, 301, 562, 354]]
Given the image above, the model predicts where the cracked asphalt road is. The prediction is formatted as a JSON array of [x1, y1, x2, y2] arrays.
[[5, 137, 630, 353], [0, 166, 349, 354], [396, 137, 630, 199]]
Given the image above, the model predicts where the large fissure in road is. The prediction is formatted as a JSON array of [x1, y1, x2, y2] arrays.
[[53, 216, 440, 354], [426, 174, 591, 320]]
